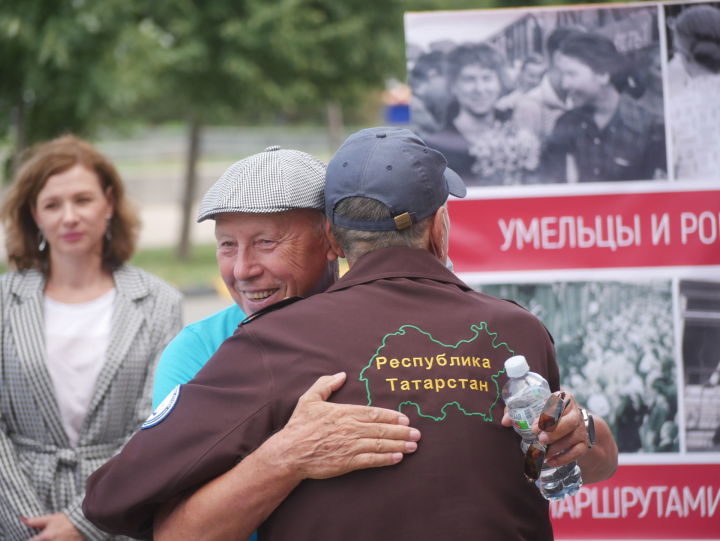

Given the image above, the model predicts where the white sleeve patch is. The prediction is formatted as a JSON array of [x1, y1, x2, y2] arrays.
[[142, 385, 181, 429]]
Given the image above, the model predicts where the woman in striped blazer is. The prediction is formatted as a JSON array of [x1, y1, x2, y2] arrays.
[[0, 136, 182, 540]]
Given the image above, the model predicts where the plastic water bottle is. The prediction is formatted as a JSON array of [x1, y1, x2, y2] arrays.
[[502, 355, 582, 500]]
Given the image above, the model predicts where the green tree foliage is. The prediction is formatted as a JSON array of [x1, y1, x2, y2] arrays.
[[0, 0, 627, 149], [125, 0, 405, 122], [0, 0, 135, 164]]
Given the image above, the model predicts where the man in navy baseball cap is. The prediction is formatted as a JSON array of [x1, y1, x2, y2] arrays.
[[324, 126, 466, 266], [326, 127, 466, 233]]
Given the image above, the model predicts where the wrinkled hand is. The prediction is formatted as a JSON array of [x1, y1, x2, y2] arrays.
[[20, 513, 83, 541], [534, 392, 591, 467], [501, 391, 591, 468], [260, 372, 421, 481]]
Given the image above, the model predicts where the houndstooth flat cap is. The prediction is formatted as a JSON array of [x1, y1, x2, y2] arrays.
[[197, 145, 327, 222]]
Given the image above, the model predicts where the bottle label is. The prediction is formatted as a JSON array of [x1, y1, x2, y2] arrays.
[[509, 403, 545, 436]]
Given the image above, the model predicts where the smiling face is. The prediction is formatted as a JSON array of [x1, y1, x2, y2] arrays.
[[214, 209, 337, 314], [451, 63, 503, 116], [32, 163, 114, 264], [555, 52, 607, 107]]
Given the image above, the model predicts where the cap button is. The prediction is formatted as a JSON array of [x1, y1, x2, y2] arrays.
[[376, 133, 387, 138], [264, 145, 281, 152]]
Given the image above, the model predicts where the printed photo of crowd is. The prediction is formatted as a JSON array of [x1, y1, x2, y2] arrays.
[[406, 2, 720, 186], [478, 280, 679, 454]]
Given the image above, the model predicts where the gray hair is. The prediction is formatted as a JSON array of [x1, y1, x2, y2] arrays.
[[330, 197, 432, 263]]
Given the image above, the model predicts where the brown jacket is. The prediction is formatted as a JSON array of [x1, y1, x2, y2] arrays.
[[84, 248, 558, 540]]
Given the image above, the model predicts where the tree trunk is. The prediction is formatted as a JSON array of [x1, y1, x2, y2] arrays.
[[10, 96, 27, 177], [177, 114, 202, 260], [326, 100, 344, 152]]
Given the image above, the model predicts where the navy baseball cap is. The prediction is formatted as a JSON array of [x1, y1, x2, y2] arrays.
[[325, 127, 466, 231]]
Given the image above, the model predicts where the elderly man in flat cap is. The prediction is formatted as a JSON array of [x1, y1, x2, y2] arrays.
[[85, 129, 617, 541], [142, 145, 421, 541]]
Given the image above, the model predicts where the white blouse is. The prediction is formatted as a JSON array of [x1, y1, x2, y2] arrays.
[[668, 73, 720, 180], [44, 289, 116, 447]]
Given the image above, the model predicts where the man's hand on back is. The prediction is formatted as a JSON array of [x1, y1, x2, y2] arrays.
[[259, 372, 421, 481]]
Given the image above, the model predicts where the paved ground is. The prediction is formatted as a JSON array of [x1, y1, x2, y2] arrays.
[[183, 290, 233, 325]]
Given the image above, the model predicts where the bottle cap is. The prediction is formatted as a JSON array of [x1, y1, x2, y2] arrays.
[[505, 355, 530, 378]]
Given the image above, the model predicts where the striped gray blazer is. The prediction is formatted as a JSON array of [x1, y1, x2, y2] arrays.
[[0, 265, 182, 540]]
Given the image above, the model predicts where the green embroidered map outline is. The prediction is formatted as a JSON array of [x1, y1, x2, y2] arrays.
[[358, 323, 512, 422]]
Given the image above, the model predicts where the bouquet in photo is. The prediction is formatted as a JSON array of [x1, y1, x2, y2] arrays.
[[468, 122, 540, 185]]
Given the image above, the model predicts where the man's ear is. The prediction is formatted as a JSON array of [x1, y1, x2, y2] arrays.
[[324, 220, 345, 260], [429, 206, 449, 263]]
